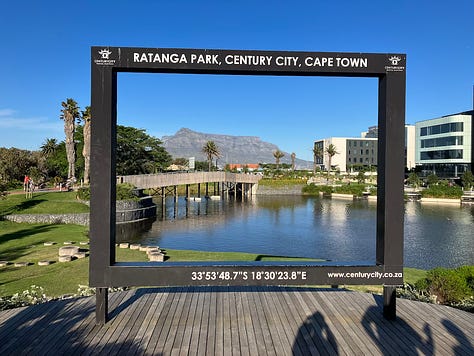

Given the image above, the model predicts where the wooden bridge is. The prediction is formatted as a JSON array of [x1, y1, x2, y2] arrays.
[[1, 287, 473, 355], [117, 172, 262, 198]]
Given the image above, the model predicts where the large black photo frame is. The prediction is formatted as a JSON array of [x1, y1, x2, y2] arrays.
[[90, 47, 406, 324]]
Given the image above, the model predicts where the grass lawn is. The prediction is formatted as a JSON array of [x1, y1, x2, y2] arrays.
[[0, 191, 427, 298], [0, 219, 427, 298], [0, 191, 89, 216]]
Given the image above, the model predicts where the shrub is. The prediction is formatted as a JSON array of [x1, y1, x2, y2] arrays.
[[0, 285, 50, 310], [302, 183, 333, 195], [116, 183, 138, 200], [75, 183, 138, 201], [421, 185, 463, 199], [333, 183, 367, 197], [419, 267, 471, 304], [76, 187, 90, 200]]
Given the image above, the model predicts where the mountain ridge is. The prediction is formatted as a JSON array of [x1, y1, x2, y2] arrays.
[[161, 128, 312, 169]]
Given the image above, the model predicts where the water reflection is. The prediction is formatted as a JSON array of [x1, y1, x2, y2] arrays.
[[117, 196, 474, 269]]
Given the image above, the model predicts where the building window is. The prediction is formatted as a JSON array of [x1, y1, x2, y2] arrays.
[[420, 122, 464, 136], [420, 149, 463, 160], [421, 136, 463, 148]]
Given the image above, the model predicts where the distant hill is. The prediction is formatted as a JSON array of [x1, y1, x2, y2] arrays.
[[161, 128, 313, 169]]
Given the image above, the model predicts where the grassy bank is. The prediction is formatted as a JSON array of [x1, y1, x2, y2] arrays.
[[0, 188, 427, 300], [0, 191, 89, 216], [0, 220, 427, 298]]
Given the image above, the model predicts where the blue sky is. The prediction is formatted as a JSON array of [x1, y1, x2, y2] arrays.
[[1, 1, 473, 162]]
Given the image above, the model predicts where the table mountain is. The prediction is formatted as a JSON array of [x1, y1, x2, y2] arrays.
[[161, 128, 312, 169]]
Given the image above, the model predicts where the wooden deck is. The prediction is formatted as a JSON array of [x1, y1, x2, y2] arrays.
[[0, 287, 473, 355]]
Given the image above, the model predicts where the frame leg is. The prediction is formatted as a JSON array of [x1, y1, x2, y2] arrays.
[[96, 287, 109, 325], [383, 285, 397, 320]]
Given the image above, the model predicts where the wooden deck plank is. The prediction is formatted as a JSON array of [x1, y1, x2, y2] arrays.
[[396, 295, 473, 355], [213, 287, 225, 356], [240, 289, 260, 356], [279, 288, 324, 355], [265, 288, 305, 356], [151, 287, 184, 355], [356, 291, 438, 355], [250, 286, 275, 355], [22, 296, 93, 354], [0, 287, 473, 355], [136, 288, 170, 355], [327, 290, 383, 355], [196, 288, 212, 356], [163, 287, 191, 355], [308, 290, 365, 355], [116, 289, 157, 355], [168, 286, 194, 355], [175, 288, 199, 356], [294, 289, 346, 355], [261, 289, 299, 355], [205, 287, 217, 356]]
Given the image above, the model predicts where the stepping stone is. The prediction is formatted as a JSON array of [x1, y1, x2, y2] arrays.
[[79, 241, 89, 245], [14, 262, 29, 267], [139, 245, 150, 252], [129, 243, 141, 250], [38, 260, 51, 266], [44, 242, 56, 246], [58, 255, 72, 262], [146, 247, 161, 254], [58, 246, 80, 256], [74, 252, 87, 259], [0, 261, 9, 267], [148, 252, 165, 262], [63, 241, 74, 245], [119, 243, 130, 249]]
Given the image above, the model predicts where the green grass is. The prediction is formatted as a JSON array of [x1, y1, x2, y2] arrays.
[[258, 178, 305, 187], [0, 219, 428, 298], [0, 191, 89, 216]]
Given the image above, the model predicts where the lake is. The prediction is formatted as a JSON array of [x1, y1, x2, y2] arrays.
[[121, 195, 473, 270]]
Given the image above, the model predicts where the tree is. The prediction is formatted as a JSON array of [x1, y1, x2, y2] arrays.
[[0, 147, 37, 184], [273, 149, 285, 170], [407, 172, 421, 188], [116, 125, 172, 175], [461, 170, 474, 191], [202, 141, 220, 172], [426, 173, 439, 188], [291, 152, 296, 171], [81, 106, 91, 184], [325, 144, 338, 181], [40, 138, 59, 157], [60, 98, 80, 179], [312, 145, 323, 175]]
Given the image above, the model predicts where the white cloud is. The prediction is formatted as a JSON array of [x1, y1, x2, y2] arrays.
[[0, 108, 64, 150], [0, 108, 16, 117], [0, 109, 62, 132]]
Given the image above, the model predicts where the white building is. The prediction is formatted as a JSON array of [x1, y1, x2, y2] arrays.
[[315, 124, 416, 173], [415, 111, 473, 178]]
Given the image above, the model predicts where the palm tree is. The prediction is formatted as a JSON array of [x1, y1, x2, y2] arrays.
[[202, 141, 220, 172], [40, 138, 58, 157], [312, 145, 323, 175], [325, 144, 338, 182], [273, 149, 285, 170], [291, 152, 296, 171], [60, 98, 80, 179], [81, 106, 91, 184]]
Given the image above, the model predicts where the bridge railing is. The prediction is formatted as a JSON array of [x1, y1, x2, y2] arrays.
[[117, 171, 261, 189]]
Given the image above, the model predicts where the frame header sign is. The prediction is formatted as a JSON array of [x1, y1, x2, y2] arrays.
[[92, 46, 405, 75]]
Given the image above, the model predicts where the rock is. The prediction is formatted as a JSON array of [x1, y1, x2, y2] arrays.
[[59, 246, 80, 256], [58, 255, 72, 262]]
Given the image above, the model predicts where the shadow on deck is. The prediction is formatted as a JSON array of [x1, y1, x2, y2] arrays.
[[0, 287, 473, 355]]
